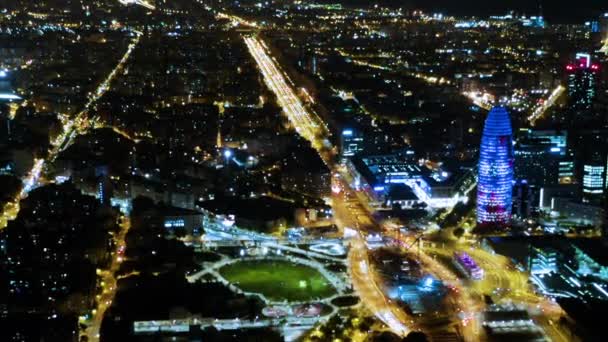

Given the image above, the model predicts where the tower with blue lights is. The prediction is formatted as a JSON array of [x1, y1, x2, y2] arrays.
[[477, 107, 514, 226]]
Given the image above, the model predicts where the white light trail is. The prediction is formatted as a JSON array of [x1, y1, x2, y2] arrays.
[[0, 94, 22, 100], [462, 91, 494, 110], [600, 33, 608, 55], [243, 36, 322, 146], [376, 310, 409, 336], [118, 0, 155, 10], [528, 85, 565, 125]]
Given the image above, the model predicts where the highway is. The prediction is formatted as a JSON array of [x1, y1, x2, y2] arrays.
[[417, 232, 571, 342], [349, 233, 411, 336], [528, 85, 565, 125], [243, 36, 329, 152], [333, 179, 412, 335], [118, 0, 155, 10], [462, 91, 494, 111], [244, 34, 412, 336], [382, 231, 482, 342]]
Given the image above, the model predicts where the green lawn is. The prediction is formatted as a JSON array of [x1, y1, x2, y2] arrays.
[[219, 259, 336, 302]]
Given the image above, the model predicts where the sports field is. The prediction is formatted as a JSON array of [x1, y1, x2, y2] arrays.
[[219, 259, 336, 302]]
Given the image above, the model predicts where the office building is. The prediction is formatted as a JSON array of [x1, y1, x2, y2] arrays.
[[558, 160, 575, 184], [348, 151, 474, 209], [477, 107, 514, 226], [514, 139, 560, 186], [0, 103, 10, 138], [512, 180, 539, 219], [566, 53, 599, 111], [528, 246, 558, 275], [601, 13, 608, 37], [514, 129, 572, 186], [95, 165, 112, 206], [582, 154, 606, 203], [519, 129, 567, 155], [340, 128, 365, 159]]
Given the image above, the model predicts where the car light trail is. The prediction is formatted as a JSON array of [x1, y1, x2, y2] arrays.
[[118, 0, 155, 10], [244, 36, 322, 147], [601, 32, 608, 55], [462, 91, 494, 110], [245, 34, 411, 336], [528, 85, 565, 125]]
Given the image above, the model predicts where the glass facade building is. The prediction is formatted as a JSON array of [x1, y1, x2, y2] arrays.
[[477, 107, 514, 225], [582, 160, 606, 203], [567, 53, 599, 111], [340, 128, 365, 159]]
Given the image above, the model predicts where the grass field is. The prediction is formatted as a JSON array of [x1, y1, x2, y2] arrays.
[[219, 259, 336, 302]]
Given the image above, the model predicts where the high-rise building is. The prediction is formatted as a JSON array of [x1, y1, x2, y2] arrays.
[[477, 107, 514, 225], [566, 53, 600, 112], [514, 129, 569, 186], [340, 128, 365, 159], [521, 129, 567, 155], [95, 165, 112, 206], [558, 160, 576, 184], [514, 139, 559, 186], [512, 180, 539, 220], [0, 103, 10, 139], [582, 154, 606, 204], [601, 13, 608, 37], [0, 69, 20, 102]]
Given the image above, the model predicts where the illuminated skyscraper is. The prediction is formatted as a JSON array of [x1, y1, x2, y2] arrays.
[[514, 129, 568, 186], [477, 107, 514, 225], [340, 128, 364, 160], [582, 154, 606, 204], [566, 53, 599, 111]]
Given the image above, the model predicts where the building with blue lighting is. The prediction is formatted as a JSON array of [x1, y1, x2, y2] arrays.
[[484, 237, 608, 301], [477, 106, 514, 226], [340, 128, 365, 159], [347, 151, 475, 209], [0, 69, 21, 102], [514, 129, 571, 187]]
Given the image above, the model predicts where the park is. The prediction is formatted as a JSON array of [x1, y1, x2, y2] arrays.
[[219, 259, 337, 302]]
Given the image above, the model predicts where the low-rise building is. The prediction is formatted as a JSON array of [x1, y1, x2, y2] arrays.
[[347, 151, 474, 208]]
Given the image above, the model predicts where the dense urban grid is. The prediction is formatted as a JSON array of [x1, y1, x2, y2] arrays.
[[1, 1, 608, 341]]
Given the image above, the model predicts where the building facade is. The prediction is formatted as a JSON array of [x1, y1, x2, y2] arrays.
[[477, 106, 514, 225], [340, 128, 365, 160], [567, 53, 600, 112], [582, 156, 607, 204]]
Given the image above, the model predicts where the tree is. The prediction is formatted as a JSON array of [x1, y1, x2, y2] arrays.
[[403, 331, 429, 342], [367, 331, 401, 342], [174, 227, 188, 238], [453, 227, 465, 239]]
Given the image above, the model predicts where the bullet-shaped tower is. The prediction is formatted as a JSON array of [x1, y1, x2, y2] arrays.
[[477, 106, 514, 225]]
